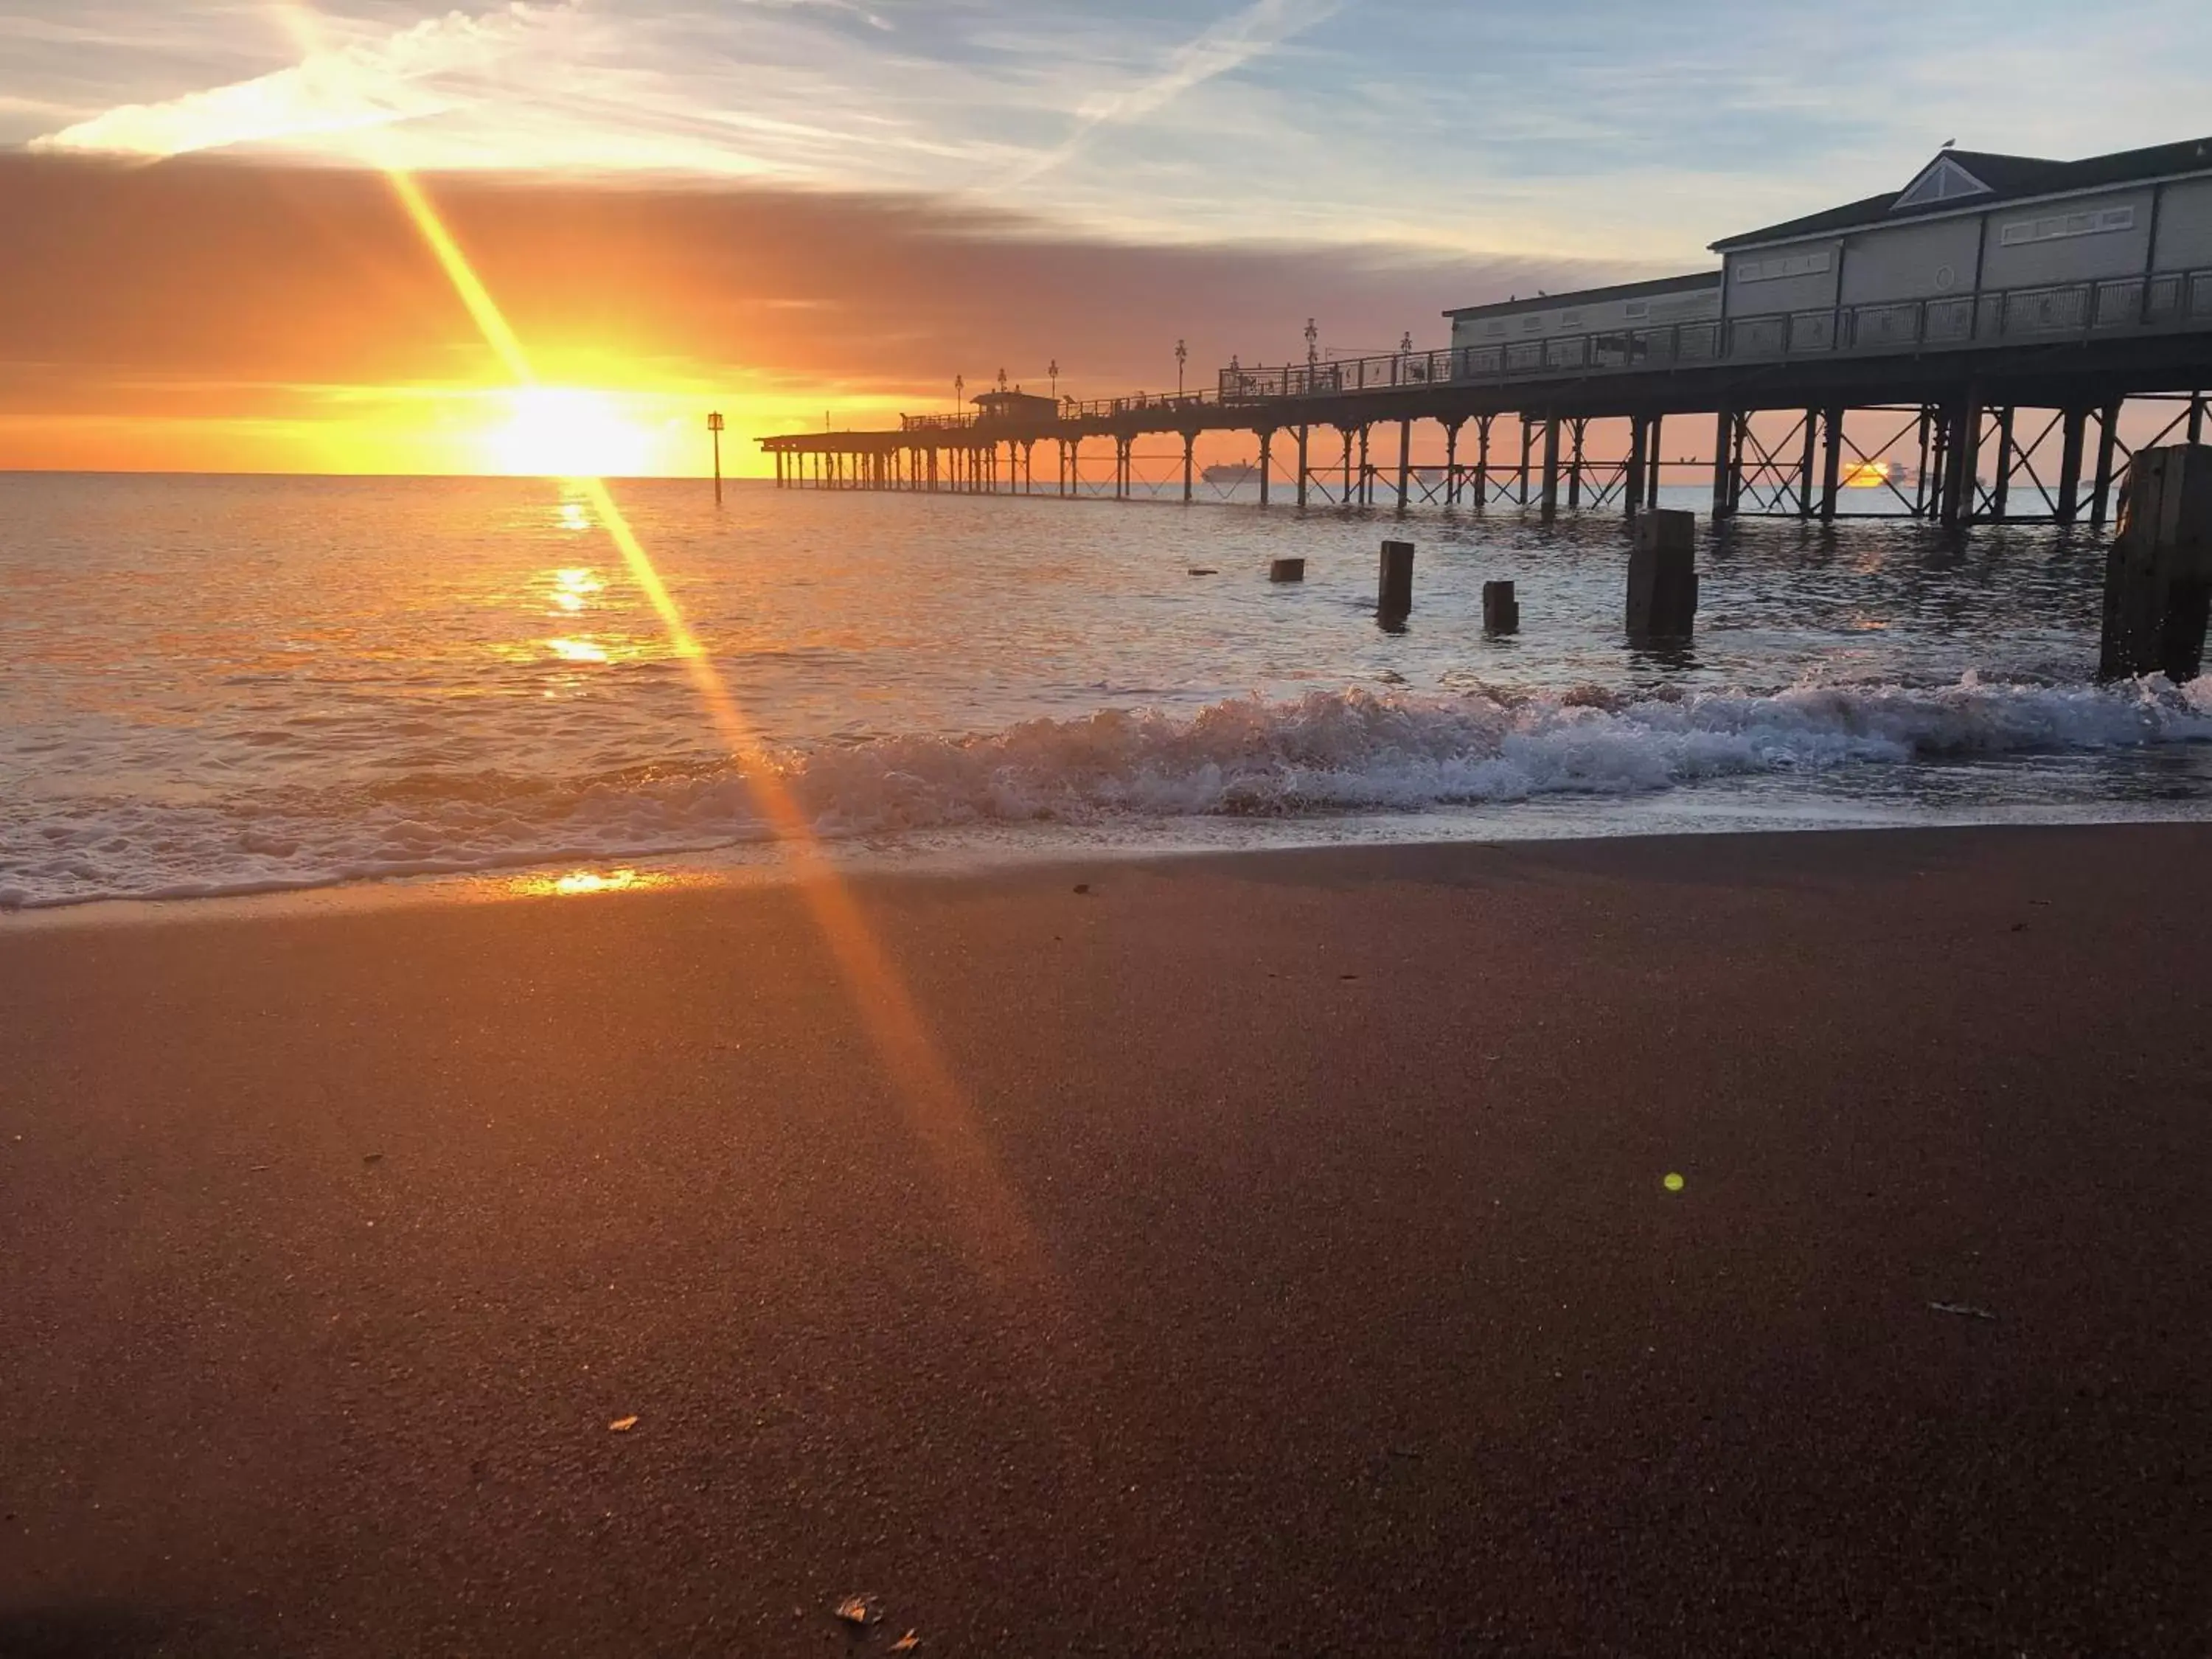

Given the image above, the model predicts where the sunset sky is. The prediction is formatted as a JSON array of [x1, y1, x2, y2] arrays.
[[7, 0, 2212, 476]]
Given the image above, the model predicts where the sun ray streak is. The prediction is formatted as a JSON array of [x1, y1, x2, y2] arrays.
[[267, 1, 1054, 1301]]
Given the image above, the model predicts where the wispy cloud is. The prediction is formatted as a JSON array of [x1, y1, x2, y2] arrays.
[[1011, 0, 1341, 184], [15, 0, 2212, 264], [33, 4, 581, 158]]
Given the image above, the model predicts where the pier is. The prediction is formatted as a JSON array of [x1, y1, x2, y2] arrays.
[[762, 138, 2212, 528]]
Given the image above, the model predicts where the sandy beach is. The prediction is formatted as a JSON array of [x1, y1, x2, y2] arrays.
[[3, 825, 2208, 1656]]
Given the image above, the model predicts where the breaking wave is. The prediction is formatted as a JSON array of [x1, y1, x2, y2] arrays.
[[9, 673, 2212, 908]]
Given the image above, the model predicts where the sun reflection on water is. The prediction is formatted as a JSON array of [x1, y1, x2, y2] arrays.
[[511, 867, 665, 897]]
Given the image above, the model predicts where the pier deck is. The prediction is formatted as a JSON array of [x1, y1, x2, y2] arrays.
[[762, 261, 2212, 526]]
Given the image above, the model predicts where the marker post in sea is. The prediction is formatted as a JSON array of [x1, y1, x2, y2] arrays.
[[708, 411, 726, 507]]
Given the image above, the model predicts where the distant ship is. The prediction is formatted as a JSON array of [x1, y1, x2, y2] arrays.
[[1202, 462, 1259, 484]]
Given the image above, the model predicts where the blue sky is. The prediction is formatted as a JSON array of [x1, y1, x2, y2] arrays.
[[10, 0, 2212, 265]]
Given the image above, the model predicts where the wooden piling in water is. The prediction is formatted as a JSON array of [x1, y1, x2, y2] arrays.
[[1483, 580, 1519, 635], [2098, 445, 2212, 682], [1627, 508, 1698, 639], [1377, 539, 1414, 622]]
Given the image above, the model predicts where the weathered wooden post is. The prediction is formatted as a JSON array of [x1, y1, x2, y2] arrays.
[[1483, 580, 1519, 635], [1627, 508, 1698, 639], [2098, 445, 2212, 682], [1377, 539, 1414, 623], [1270, 557, 1306, 583], [708, 411, 725, 504]]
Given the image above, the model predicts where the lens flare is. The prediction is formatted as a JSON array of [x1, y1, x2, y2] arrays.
[[271, 1, 1050, 1299]]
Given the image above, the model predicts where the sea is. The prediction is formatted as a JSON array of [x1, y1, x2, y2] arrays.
[[7, 469, 2212, 912]]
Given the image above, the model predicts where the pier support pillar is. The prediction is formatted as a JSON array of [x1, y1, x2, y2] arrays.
[[1396, 418, 1412, 516], [1820, 406, 1845, 521], [1991, 406, 2017, 521], [1182, 433, 1196, 503], [1540, 415, 1562, 524], [1296, 425, 1310, 509], [2191, 392, 2205, 446], [1357, 425, 1372, 507], [1796, 409, 1819, 518], [1518, 418, 1534, 507], [1711, 411, 1736, 519], [1646, 415, 1664, 508], [2091, 401, 2123, 529], [2098, 445, 2212, 681], [1625, 415, 1647, 519], [1377, 539, 1414, 625], [1566, 419, 1586, 509], [1259, 430, 1274, 507], [1340, 429, 1354, 507], [1444, 420, 1463, 507], [1473, 414, 1493, 509], [2056, 408, 2088, 525], [1941, 394, 1981, 527], [1628, 508, 1699, 640]]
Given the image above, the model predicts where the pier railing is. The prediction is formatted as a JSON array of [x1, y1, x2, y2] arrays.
[[1219, 262, 2212, 406], [864, 264, 2212, 439]]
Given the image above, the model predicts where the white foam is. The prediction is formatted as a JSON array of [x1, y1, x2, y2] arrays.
[[7, 674, 2212, 908]]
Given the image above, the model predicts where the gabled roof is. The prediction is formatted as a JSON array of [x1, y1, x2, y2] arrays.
[[1712, 135, 2212, 251], [1442, 271, 1719, 321]]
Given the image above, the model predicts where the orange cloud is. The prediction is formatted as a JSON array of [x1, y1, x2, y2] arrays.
[[0, 153, 1654, 475]]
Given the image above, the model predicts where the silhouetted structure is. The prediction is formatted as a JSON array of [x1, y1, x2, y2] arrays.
[[762, 137, 2212, 526]]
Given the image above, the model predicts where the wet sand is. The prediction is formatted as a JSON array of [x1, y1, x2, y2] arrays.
[[2, 825, 2208, 1656]]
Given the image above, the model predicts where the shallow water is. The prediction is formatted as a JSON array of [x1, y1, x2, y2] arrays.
[[5, 470, 2211, 908]]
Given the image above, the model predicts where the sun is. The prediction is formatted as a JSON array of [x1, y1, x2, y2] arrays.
[[487, 387, 655, 479]]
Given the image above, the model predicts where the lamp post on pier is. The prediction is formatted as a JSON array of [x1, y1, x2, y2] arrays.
[[706, 411, 724, 505], [1176, 339, 1187, 400], [1049, 359, 1060, 401]]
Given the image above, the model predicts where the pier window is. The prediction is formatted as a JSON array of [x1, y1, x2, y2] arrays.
[[1998, 205, 2135, 246], [1736, 249, 1833, 285]]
